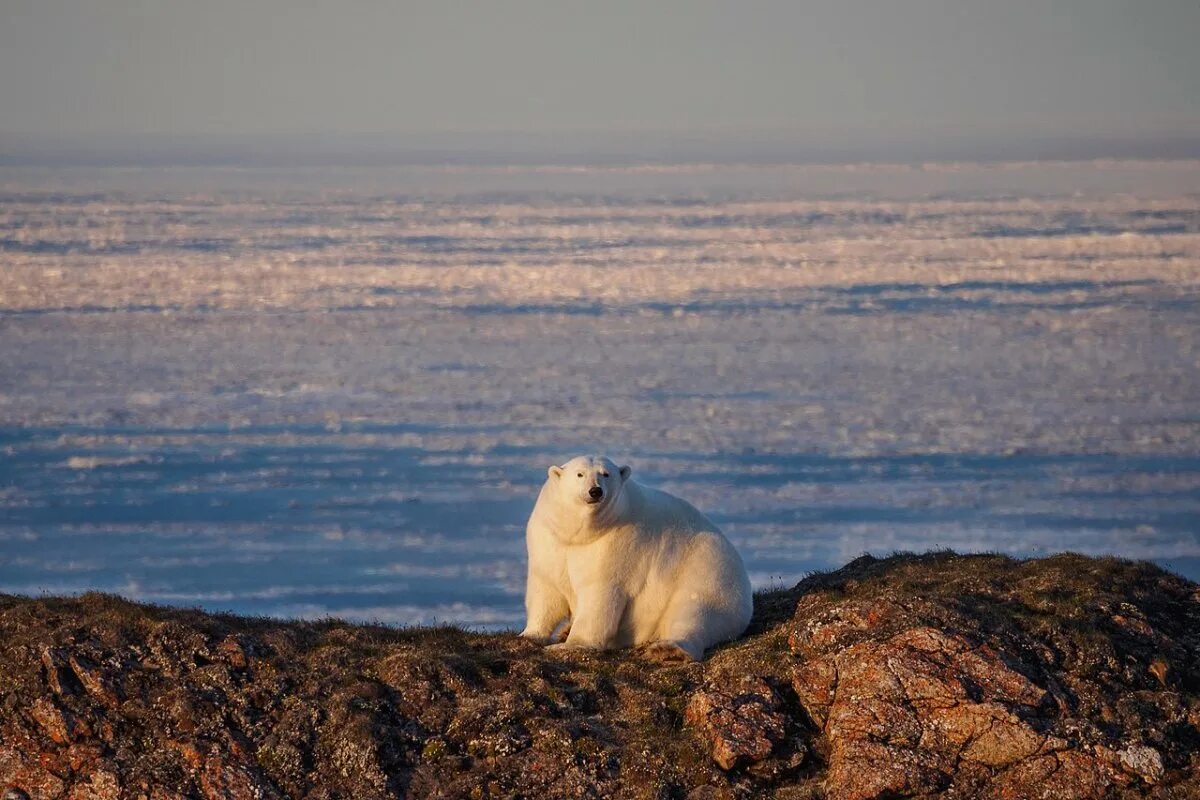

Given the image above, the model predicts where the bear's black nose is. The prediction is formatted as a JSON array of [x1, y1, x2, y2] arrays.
[[589, 486, 603, 499]]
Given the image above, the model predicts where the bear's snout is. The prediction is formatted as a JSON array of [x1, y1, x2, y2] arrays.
[[588, 486, 604, 500]]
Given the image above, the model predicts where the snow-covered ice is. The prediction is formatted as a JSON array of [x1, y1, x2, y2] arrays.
[[1, 160, 1198, 628]]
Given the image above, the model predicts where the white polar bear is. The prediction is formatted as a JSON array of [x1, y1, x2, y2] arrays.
[[520, 455, 753, 661]]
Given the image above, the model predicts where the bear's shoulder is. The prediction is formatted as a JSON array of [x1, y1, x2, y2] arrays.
[[622, 483, 715, 530]]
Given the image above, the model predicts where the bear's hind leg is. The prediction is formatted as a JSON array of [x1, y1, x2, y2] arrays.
[[644, 598, 717, 661]]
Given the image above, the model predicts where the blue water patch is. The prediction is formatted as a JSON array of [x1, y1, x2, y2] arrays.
[[2, 425, 1197, 627]]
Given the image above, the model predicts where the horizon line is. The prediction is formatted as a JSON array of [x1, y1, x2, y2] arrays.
[[3, 129, 1200, 168]]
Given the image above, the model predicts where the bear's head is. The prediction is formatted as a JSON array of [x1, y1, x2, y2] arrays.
[[547, 455, 631, 512]]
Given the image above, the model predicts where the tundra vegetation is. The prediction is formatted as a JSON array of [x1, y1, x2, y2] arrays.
[[2, 551, 1197, 799]]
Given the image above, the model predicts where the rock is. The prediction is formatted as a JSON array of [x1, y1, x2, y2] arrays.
[[67, 653, 120, 707], [788, 600, 889, 658], [314, 691, 396, 800], [790, 659, 836, 728], [41, 648, 81, 697], [1148, 659, 1169, 686], [1118, 745, 1165, 784], [216, 636, 249, 670], [200, 754, 279, 800], [167, 739, 205, 770], [0, 744, 67, 799], [776, 553, 1199, 799], [28, 697, 79, 744], [685, 786, 734, 800], [0, 552, 1197, 799], [685, 677, 786, 770], [66, 769, 120, 800], [810, 626, 1060, 799], [65, 743, 105, 773], [149, 789, 188, 800], [989, 750, 1117, 800]]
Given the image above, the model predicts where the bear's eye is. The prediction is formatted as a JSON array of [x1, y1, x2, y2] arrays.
[[577, 472, 584, 478], [601, 472, 609, 477]]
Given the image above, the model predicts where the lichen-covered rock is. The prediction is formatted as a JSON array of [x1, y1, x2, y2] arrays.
[[65, 769, 119, 800], [1118, 745, 1165, 784], [27, 698, 81, 745], [66, 652, 122, 708], [199, 754, 280, 800], [0, 742, 67, 799], [0, 552, 1197, 799], [215, 636, 250, 670], [781, 553, 1200, 799], [684, 677, 787, 769], [808, 627, 1062, 798], [40, 648, 80, 698]]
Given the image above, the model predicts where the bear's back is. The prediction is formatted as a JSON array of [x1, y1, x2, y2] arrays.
[[626, 481, 721, 537]]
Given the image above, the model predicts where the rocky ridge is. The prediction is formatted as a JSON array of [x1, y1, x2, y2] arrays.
[[2, 552, 1198, 799]]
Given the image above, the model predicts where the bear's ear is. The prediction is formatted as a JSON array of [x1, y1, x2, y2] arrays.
[[619, 465, 632, 481], [548, 465, 563, 480]]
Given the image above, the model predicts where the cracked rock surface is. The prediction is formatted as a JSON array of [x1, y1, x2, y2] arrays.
[[2, 552, 1198, 799]]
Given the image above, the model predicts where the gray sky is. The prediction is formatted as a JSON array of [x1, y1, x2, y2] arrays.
[[1, 0, 1198, 160]]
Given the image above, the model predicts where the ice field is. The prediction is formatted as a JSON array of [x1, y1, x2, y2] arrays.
[[1, 160, 1199, 628]]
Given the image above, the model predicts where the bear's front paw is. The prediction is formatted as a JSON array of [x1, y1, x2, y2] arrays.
[[544, 642, 587, 654], [519, 629, 554, 645]]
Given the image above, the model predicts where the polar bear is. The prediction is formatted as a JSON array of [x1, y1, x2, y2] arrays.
[[520, 455, 753, 661]]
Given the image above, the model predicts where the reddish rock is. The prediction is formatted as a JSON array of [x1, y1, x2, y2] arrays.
[[167, 739, 205, 770], [148, 788, 188, 800], [790, 658, 836, 728], [40, 648, 80, 697], [216, 636, 249, 670], [159, 688, 199, 734], [1111, 613, 1155, 638], [66, 769, 120, 800], [798, 625, 1103, 799], [929, 703, 1046, 768], [28, 698, 78, 745], [826, 740, 948, 800], [65, 743, 105, 773], [67, 653, 120, 707], [787, 600, 886, 658], [200, 754, 279, 800], [988, 751, 1116, 800], [1148, 659, 1170, 686], [0, 745, 67, 800], [685, 677, 786, 770]]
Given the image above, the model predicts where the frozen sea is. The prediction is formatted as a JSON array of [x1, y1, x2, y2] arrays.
[[1, 160, 1199, 629]]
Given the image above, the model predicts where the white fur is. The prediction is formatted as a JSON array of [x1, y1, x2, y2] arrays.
[[520, 455, 753, 660]]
